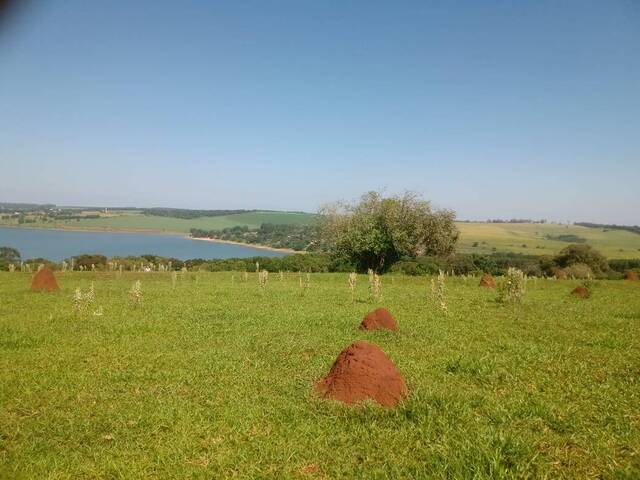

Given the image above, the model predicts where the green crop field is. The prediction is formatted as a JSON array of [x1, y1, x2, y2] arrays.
[[1, 211, 315, 234], [457, 222, 640, 259], [1, 272, 639, 478]]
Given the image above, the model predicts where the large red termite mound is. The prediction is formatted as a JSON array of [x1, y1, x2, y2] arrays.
[[315, 341, 408, 408], [626, 271, 639, 281], [360, 307, 398, 331], [479, 273, 496, 288], [30, 266, 59, 292]]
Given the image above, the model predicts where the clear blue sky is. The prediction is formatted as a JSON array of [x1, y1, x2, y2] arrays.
[[1, 1, 638, 223]]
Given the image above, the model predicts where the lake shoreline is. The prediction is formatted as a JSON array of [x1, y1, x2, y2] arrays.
[[0, 224, 186, 236], [188, 236, 302, 254], [0, 224, 297, 256]]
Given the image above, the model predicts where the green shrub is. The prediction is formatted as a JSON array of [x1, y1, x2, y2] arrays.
[[556, 263, 593, 280], [554, 244, 608, 275]]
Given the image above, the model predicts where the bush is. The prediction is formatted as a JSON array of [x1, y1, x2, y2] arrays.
[[71, 254, 108, 270], [556, 263, 594, 279], [0, 246, 21, 271], [497, 267, 526, 303], [554, 244, 608, 275]]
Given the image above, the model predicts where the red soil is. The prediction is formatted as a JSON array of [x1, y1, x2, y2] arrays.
[[360, 307, 398, 331], [30, 266, 59, 292], [571, 285, 589, 298], [479, 273, 496, 288], [315, 341, 408, 408], [626, 271, 639, 281]]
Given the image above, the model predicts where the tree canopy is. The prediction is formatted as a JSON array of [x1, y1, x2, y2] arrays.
[[318, 191, 458, 271], [554, 244, 609, 274]]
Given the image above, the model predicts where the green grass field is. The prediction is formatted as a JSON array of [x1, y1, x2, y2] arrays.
[[457, 222, 640, 259], [1, 272, 639, 478], [0, 211, 315, 234]]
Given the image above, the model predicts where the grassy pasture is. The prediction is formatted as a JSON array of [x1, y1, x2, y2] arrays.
[[457, 222, 640, 259], [1, 272, 639, 479], [0, 211, 315, 234]]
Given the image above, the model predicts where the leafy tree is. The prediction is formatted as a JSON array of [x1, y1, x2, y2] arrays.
[[0, 246, 21, 270], [0, 246, 20, 263], [553, 244, 609, 274], [318, 191, 458, 271]]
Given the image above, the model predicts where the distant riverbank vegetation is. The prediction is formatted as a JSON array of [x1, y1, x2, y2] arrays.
[[2, 245, 639, 280], [191, 223, 318, 252]]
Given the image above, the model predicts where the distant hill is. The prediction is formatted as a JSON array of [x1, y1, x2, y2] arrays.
[[456, 222, 640, 259]]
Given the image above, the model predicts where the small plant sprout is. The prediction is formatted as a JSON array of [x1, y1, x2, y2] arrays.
[[367, 269, 375, 299], [73, 287, 84, 314], [372, 273, 382, 302], [299, 272, 310, 295], [130, 280, 143, 306], [171, 270, 177, 289], [498, 267, 526, 304], [86, 282, 95, 304], [348, 272, 357, 303], [259, 270, 269, 290], [436, 270, 447, 313], [72, 285, 96, 315]]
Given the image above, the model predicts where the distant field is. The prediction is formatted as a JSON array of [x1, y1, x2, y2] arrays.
[[1, 211, 315, 234], [457, 222, 640, 259]]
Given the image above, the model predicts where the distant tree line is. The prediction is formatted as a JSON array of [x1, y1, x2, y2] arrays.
[[0, 202, 56, 212], [575, 222, 640, 235], [2, 244, 638, 279], [458, 219, 548, 224], [544, 234, 586, 243], [141, 208, 309, 219]]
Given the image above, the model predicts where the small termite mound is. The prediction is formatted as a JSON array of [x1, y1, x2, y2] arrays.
[[360, 307, 398, 331], [479, 273, 496, 288], [30, 266, 59, 292], [571, 285, 589, 298], [626, 271, 638, 281], [315, 341, 408, 408]]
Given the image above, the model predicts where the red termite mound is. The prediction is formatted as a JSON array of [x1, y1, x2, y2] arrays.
[[360, 307, 398, 331], [315, 341, 408, 408], [571, 285, 589, 298], [626, 271, 639, 281], [479, 273, 496, 288], [30, 266, 59, 292]]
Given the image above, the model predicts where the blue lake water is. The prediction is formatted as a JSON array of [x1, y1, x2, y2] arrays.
[[0, 227, 286, 261]]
